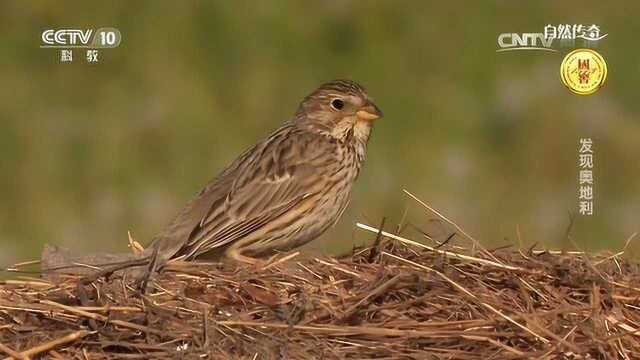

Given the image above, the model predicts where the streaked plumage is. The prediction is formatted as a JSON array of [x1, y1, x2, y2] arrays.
[[149, 80, 382, 264]]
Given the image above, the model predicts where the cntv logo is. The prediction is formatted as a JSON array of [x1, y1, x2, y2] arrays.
[[41, 28, 121, 48], [496, 33, 556, 53], [497, 25, 607, 53]]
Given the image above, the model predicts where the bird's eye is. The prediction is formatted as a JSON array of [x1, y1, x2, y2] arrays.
[[330, 98, 344, 111]]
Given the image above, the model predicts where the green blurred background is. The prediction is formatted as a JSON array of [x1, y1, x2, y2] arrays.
[[1, 1, 639, 266]]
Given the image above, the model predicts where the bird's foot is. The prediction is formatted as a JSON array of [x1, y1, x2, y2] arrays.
[[227, 247, 300, 271], [257, 251, 301, 271]]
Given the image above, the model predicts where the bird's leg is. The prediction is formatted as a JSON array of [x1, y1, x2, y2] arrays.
[[226, 246, 264, 266], [75, 254, 154, 329], [136, 245, 161, 293]]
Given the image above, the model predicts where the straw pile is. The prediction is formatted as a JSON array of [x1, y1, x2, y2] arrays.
[[1, 198, 639, 359]]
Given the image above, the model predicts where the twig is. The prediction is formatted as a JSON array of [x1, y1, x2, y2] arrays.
[[402, 189, 503, 263], [357, 223, 525, 272], [382, 251, 550, 344], [0, 342, 27, 360], [39, 300, 169, 337], [218, 321, 509, 338], [340, 274, 404, 321], [2, 330, 92, 360], [367, 217, 386, 263]]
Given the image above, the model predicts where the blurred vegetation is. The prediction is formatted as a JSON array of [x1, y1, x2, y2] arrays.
[[0, 1, 639, 265]]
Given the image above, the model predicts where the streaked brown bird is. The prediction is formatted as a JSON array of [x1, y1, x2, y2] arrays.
[[150, 80, 382, 265]]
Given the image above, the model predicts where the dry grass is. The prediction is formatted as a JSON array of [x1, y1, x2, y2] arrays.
[[1, 194, 639, 359]]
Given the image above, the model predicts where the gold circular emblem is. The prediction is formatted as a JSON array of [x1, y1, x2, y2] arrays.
[[560, 49, 607, 95]]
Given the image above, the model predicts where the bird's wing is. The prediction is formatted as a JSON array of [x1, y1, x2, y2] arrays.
[[156, 124, 332, 260]]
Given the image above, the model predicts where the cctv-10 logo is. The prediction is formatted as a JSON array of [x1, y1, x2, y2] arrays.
[[41, 28, 121, 48]]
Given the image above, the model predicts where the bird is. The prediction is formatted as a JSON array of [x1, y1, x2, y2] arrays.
[[148, 79, 383, 265]]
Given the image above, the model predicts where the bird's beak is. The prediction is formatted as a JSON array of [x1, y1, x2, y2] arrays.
[[356, 101, 383, 122]]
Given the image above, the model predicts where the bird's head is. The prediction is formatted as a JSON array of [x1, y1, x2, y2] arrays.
[[294, 80, 383, 143]]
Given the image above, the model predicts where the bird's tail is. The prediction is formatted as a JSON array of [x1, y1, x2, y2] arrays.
[[40, 243, 150, 280]]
